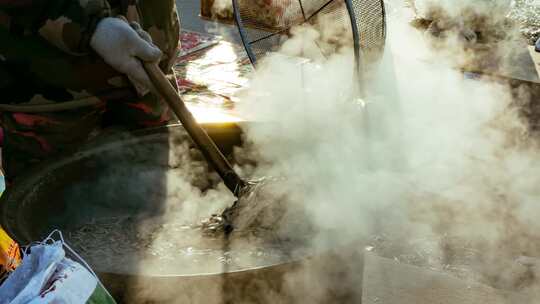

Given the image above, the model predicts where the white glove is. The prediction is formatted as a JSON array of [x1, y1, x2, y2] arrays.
[[90, 17, 162, 96]]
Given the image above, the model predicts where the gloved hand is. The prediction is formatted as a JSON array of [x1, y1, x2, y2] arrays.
[[90, 17, 162, 96]]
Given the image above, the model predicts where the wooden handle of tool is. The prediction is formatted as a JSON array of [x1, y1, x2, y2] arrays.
[[143, 62, 244, 196]]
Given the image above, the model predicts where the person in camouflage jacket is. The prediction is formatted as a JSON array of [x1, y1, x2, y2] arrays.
[[0, 0, 180, 182]]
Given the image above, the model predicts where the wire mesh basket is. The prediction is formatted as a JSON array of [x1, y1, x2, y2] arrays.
[[232, 0, 386, 73]]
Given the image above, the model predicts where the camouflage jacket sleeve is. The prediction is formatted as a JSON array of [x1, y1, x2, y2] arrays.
[[0, 0, 111, 55]]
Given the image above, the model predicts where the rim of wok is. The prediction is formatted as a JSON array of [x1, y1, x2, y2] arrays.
[[0, 123, 318, 277], [0, 123, 241, 245]]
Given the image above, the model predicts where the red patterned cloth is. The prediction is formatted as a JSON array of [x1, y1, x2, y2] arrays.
[[178, 30, 220, 58]]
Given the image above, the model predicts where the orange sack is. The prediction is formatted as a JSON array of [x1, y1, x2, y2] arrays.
[[0, 226, 21, 280]]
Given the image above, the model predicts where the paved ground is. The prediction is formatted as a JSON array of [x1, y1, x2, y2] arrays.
[[176, 0, 241, 43]]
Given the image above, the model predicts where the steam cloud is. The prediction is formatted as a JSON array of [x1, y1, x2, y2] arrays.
[[231, 0, 540, 301], [99, 1, 540, 302], [210, 0, 234, 19]]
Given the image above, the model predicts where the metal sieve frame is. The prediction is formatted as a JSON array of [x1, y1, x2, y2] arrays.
[[232, 0, 386, 74]]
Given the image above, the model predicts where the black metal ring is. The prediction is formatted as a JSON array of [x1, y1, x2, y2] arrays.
[[232, 0, 258, 65], [344, 0, 362, 77]]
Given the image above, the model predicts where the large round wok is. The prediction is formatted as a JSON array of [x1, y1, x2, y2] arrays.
[[0, 124, 364, 303]]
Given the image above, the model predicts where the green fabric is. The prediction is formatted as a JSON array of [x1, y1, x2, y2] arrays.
[[87, 284, 117, 304], [0, 0, 110, 55], [0, 0, 180, 104]]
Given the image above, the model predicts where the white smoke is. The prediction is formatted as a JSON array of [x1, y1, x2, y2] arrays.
[[83, 1, 540, 302], [233, 0, 540, 300], [210, 0, 234, 19]]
